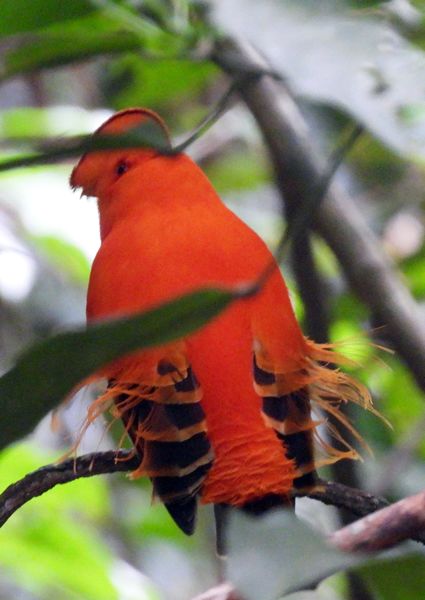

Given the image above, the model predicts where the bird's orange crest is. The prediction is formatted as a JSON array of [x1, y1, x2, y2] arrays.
[[70, 108, 170, 197]]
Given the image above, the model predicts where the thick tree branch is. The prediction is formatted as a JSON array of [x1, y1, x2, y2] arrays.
[[212, 38, 425, 393], [329, 489, 425, 551]]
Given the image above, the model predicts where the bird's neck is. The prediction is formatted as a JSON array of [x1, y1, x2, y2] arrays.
[[97, 154, 222, 241]]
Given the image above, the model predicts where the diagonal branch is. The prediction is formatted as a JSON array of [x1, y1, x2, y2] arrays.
[[329, 489, 425, 551], [212, 38, 425, 394]]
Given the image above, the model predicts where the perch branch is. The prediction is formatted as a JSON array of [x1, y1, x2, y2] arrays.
[[0, 450, 139, 527], [0, 451, 377, 526], [1, 450, 425, 547]]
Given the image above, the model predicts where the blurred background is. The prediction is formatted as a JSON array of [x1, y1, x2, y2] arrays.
[[2, 1, 425, 599]]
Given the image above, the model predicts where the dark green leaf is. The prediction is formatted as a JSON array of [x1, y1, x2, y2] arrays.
[[359, 554, 425, 600], [0, 120, 171, 172], [0, 0, 95, 37], [0, 31, 141, 82], [0, 287, 236, 449]]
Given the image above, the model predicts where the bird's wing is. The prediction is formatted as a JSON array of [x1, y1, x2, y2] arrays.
[[253, 337, 379, 492], [86, 350, 213, 535], [253, 349, 318, 491]]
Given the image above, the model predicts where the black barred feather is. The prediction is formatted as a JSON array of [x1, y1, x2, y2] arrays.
[[111, 361, 213, 534], [253, 355, 318, 489], [253, 341, 382, 488]]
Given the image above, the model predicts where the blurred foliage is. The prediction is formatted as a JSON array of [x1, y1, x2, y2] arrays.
[[33, 235, 91, 284], [0, 444, 118, 600], [359, 555, 425, 600], [0, 287, 236, 450], [1, 0, 425, 599], [103, 56, 218, 113]]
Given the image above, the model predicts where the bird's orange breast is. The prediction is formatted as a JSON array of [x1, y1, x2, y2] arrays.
[[188, 303, 295, 505], [86, 184, 303, 505]]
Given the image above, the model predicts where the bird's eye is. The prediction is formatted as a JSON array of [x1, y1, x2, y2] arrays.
[[115, 160, 129, 177]]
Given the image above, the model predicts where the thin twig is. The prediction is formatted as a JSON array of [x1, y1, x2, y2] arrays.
[[0, 454, 385, 528], [275, 122, 364, 263]]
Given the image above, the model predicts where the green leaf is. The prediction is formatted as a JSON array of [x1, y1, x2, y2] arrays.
[[205, 151, 269, 194], [0, 444, 118, 600], [0, 518, 118, 600], [32, 235, 91, 284], [401, 245, 425, 298], [0, 120, 171, 172], [0, 2, 200, 81], [226, 511, 363, 600], [0, 106, 109, 138], [0, 287, 236, 449], [0, 0, 96, 36], [214, 1, 425, 160], [0, 31, 142, 81], [359, 554, 425, 600], [375, 356, 424, 434], [105, 56, 218, 110]]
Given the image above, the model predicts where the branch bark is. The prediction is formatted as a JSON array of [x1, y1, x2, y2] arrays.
[[212, 38, 425, 393], [0, 450, 139, 527], [1, 450, 425, 547], [329, 489, 425, 551], [3, 448, 425, 600]]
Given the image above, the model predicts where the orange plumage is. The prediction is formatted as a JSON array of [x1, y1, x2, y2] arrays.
[[70, 109, 374, 535]]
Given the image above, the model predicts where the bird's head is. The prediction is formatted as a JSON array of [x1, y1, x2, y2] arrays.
[[70, 108, 171, 198]]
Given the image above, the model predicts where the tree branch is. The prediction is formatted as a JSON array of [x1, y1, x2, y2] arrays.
[[329, 489, 425, 551], [299, 480, 389, 517], [212, 38, 425, 393], [1, 450, 424, 548], [0, 450, 139, 527]]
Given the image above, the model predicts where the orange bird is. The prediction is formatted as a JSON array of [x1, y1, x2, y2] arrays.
[[70, 108, 374, 539]]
